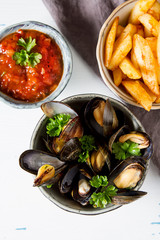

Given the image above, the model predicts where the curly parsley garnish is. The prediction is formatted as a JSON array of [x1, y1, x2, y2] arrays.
[[89, 175, 117, 208], [46, 114, 71, 137], [12, 36, 42, 67], [112, 140, 141, 160], [78, 135, 96, 163]]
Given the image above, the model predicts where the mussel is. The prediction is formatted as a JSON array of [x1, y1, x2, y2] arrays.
[[84, 97, 123, 139], [19, 149, 67, 187], [108, 156, 145, 189], [52, 116, 83, 154], [87, 144, 111, 175], [41, 101, 78, 119], [42, 101, 84, 157], [109, 125, 153, 162], [111, 190, 147, 205]]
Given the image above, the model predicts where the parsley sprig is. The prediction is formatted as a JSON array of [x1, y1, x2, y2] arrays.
[[78, 135, 96, 163], [46, 114, 71, 137], [12, 36, 42, 67], [89, 175, 117, 208], [112, 140, 141, 160]]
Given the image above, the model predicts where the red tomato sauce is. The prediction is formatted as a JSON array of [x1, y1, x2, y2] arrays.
[[0, 29, 63, 102]]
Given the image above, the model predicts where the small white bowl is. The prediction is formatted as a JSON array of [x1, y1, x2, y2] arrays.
[[0, 21, 72, 109], [96, 0, 160, 110]]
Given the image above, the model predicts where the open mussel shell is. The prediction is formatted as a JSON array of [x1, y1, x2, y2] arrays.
[[71, 173, 96, 206], [108, 125, 153, 161], [60, 137, 81, 162], [84, 97, 123, 139], [41, 101, 78, 118], [52, 116, 83, 154], [111, 190, 147, 205], [19, 149, 66, 175], [87, 144, 111, 175], [108, 156, 146, 189]]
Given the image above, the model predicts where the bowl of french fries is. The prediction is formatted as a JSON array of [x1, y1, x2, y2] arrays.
[[96, 0, 160, 111]]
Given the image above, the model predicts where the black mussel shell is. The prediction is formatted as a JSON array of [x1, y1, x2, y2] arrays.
[[108, 126, 153, 162], [19, 149, 66, 175], [71, 173, 96, 206], [60, 137, 81, 162], [108, 156, 146, 189], [84, 97, 123, 139], [52, 116, 83, 154], [41, 101, 78, 118], [59, 164, 79, 194], [88, 144, 111, 175], [111, 190, 147, 205]]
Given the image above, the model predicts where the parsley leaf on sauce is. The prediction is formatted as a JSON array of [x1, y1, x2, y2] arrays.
[[12, 36, 42, 68]]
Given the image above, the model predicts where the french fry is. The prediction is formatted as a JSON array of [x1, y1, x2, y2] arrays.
[[114, 23, 137, 50], [113, 67, 123, 86], [157, 22, 160, 65], [128, 0, 156, 24], [145, 37, 157, 58], [155, 58, 160, 84], [155, 94, 160, 103], [139, 81, 157, 102], [136, 25, 145, 37], [144, 26, 153, 37], [148, 1, 160, 20], [119, 57, 141, 79], [116, 25, 124, 38], [122, 80, 152, 111], [108, 34, 132, 70], [133, 34, 159, 95], [139, 13, 159, 37], [104, 17, 119, 68], [131, 48, 140, 70]]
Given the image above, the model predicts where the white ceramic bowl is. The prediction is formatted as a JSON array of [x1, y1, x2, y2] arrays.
[[96, 0, 160, 110], [30, 93, 150, 215], [0, 21, 72, 108]]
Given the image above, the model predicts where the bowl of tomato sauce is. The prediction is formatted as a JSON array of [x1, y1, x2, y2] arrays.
[[0, 21, 72, 108]]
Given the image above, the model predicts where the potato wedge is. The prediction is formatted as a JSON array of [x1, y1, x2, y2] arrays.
[[144, 26, 153, 37], [155, 58, 160, 84], [148, 1, 160, 21], [155, 94, 160, 103], [116, 25, 124, 38], [113, 67, 123, 86], [145, 37, 157, 58], [139, 13, 159, 37], [129, 0, 156, 24], [133, 34, 159, 95], [122, 80, 152, 111], [108, 34, 132, 70], [119, 57, 141, 79], [131, 48, 140, 70], [104, 17, 119, 68], [136, 25, 145, 37], [114, 23, 137, 50], [157, 22, 160, 65], [139, 81, 157, 102]]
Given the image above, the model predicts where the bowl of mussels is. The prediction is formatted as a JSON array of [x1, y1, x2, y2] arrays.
[[19, 93, 153, 215]]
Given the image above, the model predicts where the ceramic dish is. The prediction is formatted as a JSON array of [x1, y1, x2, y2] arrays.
[[96, 0, 160, 110], [29, 93, 150, 215], [0, 21, 72, 108]]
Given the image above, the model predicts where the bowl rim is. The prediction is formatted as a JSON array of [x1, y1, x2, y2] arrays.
[[0, 20, 73, 109], [29, 93, 149, 215], [96, 0, 160, 110]]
